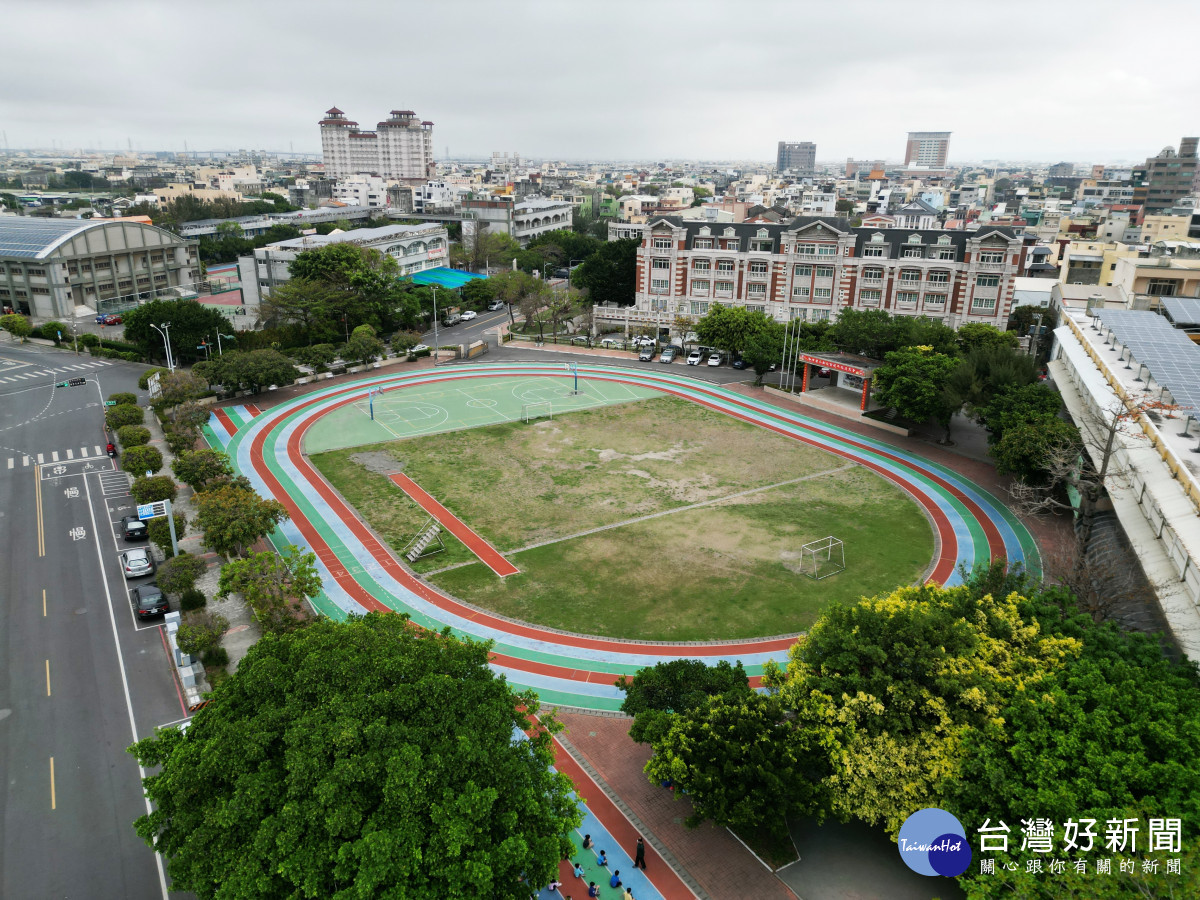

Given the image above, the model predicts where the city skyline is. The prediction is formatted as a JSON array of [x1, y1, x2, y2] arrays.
[[2, 0, 1198, 164]]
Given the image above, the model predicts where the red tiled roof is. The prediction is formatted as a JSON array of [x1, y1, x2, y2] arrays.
[[325, 107, 344, 115]]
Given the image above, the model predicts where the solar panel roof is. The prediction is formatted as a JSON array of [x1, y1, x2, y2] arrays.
[[1094, 309, 1200, 413], [0, 218, 95, 259], [1161, 297, 1200, 327]]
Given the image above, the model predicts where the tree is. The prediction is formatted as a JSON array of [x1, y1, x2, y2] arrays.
[[695, 304, 775, 358], [194, 483, 289, 557], [947, 343, 1040, 414], [0, 313, 33, 341], [835, 198, 856, 213], [978, 382, 1064, 444], [106, 404, 145, 429], [156, 553, 207, 597], [573, 238, 638, 306], [122, 445, 164, 475], [164, 399, 212, 433], [122, 300, 232, 366], [643, 692, 828, 835], [108, 391, 137, 406], [172, 448, 234, 493], [343, 324, 385, 367], [742, 323, 784, 385], [616, 658, 750, 745], [872, 345, 962, 437], [217, 546, 322, 633], [117, 425, 151, 448], [155, 371, 210, 408], [129, 613, 581, 899], [149, 513, 187, 558], [992, 418, 1082, 483], [259, 278, 345, 342], [490, 269, 544, 326], [198, 349, 298, 395], [463, 229, 521, 273], [459, 277, 497, 309], [131, 474, 178, 504], [956, 322, 1020, 354], [176, 611, 229, 657]]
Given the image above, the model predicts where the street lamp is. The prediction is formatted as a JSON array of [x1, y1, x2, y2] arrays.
[[215, 332, 235, 355], [431, 284, 440, 363], [150, 322, 175, 372], [197, 339, 211, 361]]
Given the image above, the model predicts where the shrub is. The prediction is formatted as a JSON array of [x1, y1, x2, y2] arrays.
[[164, 426, 199, 456], [158, 553, 207, 596], [117, 425, 151, 448], [176, 612, 228, 656], [179, 588, 207, 612], [40, 320, 69, 343], [108, 392, 137, 406], [78, 333, 100, 349], [122, 445, 163, 475], [149, 512, 187, 557], [138, 367, 168, 390], [106, 404, 144, 429], [201, 646, 229, 668], [391, 330, 423, 353], [409, 346, 432, 359], [130, 474, 178, 505]]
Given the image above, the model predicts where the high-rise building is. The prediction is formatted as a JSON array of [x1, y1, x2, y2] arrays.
[[319, 107, 435, 180], [904, 131, 951, 167], [777, 141, 817, 176], [1140, 137, 1199, 213]]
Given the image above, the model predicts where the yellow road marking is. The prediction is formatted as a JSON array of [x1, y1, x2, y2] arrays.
[[50, 757, 56, 810]]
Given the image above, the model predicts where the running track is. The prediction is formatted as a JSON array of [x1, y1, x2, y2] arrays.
[[207, 362, 1039, 713]]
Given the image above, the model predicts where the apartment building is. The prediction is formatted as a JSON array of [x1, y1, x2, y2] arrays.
[[319, 107, 435, 180], [595, 216, 1022, 337], [332, 175, 388, 209], [461, 196, 573, 247], [904, 132, 951, 167], [777, 141, 817, 176]]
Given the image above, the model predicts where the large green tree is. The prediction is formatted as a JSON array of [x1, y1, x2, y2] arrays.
[[122, 299, 232, 366], [194, 482, 289, 557], [129, 613, 581, 899], [872, 345, 962, 434], [196, 349, 299, 395], [695, 304, 776, 358], [573, 238, 638, 306], [217, 546, 321, 633], [172, 448, 234, 493]]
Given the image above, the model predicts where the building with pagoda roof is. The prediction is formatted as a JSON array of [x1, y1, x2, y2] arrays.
[[318, 107, 434, 180]]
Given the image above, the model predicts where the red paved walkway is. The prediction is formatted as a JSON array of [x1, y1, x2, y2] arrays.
[[387, 472, 520, 577]]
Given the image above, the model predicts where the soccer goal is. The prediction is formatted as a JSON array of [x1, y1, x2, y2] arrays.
[[522, 400, 554, 423], [800, 535, 845, 580]]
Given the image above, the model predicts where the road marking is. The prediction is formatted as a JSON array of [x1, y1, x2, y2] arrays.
[[66, 449, 74, 460], [6, 457, 11, 469], [51, 451, 59, 462], [46, 659, 51, 696], [43, 588, 47, 617], [93, 445, 101, 456], [23, 456, 30, 466], [82, 472, 171, 897], [49, 757, 56, 809], [80, 447, 88, 457], [35, 464, 45, 556], [37, 453, 44, 464]]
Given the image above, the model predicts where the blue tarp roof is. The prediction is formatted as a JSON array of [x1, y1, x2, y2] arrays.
[[407, 267, 488, 289]]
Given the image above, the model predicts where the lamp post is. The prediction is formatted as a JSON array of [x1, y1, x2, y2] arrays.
[[216, 332, 235, 355], [150, 322, 174, 372], [197, 340, 211, 361], [431, 285, 440, 363], [71, 319, 78, 355]]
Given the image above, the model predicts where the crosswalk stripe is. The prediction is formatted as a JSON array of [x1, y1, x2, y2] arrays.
[[81, 447, 89, 457], [93, 445, 102, 456], [51, 451, 59, 462], [66, 449, 74, 460], [36, 453, 44, 464], [23, 456, 30, 466], [6, 458, 11, 469]]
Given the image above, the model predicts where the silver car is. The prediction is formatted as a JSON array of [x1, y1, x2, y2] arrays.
[[121, 547, 156, 579]]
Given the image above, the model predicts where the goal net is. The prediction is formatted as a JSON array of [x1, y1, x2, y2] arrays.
[[800, 536, 845, 580], [522, 400, 553, 423]]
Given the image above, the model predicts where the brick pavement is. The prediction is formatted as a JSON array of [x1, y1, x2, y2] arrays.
[[556, 712, 799, 900]]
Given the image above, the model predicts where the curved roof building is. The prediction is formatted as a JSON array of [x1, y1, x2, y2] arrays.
[[0, 217, 199, 320]]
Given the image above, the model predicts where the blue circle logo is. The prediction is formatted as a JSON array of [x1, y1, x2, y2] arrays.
[[897, 808, 972, 877]]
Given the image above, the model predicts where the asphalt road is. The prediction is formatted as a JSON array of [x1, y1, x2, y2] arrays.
[[0, 339, 190, 899]]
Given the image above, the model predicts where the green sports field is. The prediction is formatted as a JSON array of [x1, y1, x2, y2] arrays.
[[310, 378, 934, 641]]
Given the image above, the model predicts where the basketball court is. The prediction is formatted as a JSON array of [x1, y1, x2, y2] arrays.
[[302, 374, 661, 453]]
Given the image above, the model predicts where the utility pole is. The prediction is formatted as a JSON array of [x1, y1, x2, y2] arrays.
[[431, 285, 440, 363]]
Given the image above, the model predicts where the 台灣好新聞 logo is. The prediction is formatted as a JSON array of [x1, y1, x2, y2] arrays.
[[898, 808, 973, 877]]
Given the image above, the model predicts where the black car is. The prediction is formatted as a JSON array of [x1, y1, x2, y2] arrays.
[[121, 515, 148, 542], [731, 358, 749, 370], [131, 583, 168, 618]]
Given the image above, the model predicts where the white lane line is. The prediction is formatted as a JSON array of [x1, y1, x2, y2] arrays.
[[6, 458, 12, 469], [51, 451, 59, 462], [36, 453, 44, 464], [66, 449, 74, 460]]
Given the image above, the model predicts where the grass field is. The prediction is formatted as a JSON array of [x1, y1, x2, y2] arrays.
[[311, 396, 934, 641]]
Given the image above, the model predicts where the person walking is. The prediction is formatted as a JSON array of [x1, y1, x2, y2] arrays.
[[634, 836, 647, 870]]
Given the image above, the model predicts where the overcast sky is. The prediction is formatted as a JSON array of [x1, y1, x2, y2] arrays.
[[4, 0, 1197, 164]]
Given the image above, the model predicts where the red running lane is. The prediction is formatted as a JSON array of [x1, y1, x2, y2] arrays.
[[388, 472, 520, 577]]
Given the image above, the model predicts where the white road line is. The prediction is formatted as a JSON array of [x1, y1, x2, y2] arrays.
[[80, 447, 88, 457], [23, 456, 30, 466], [51, 451, 59, 462], [81, 474, 171, 899], [66, 449, 74, 460], [93, 445, 102, 456], [6, 458, 12, 469], [36, 453, 44, 464]]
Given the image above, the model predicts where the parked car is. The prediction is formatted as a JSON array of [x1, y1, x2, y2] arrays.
[[707, 352, 723, 367], [487, 300, 505, 311], [121, 515, 148, 542], [731, 358, 749, 370], [660, 346, 678, 363], [638, 344, 656, 361], [409, 344, 430, 354], [570, 334, 591, 346], [600, 337, 621, 348], [686, 350, 704, 365], [442, 313, 462, 327], [95, 313, 122, 325], [460, 310, 478, 321], [121, 547, 156, 579], [130, 584, 168, 619]]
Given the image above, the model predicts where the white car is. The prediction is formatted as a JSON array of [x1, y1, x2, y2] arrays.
[[460, 310, 478, 321], [686, 350, 704, 365], [121, 547, 156, 579], [601, 337, 621, 348], [707, 353, 723, 367]]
